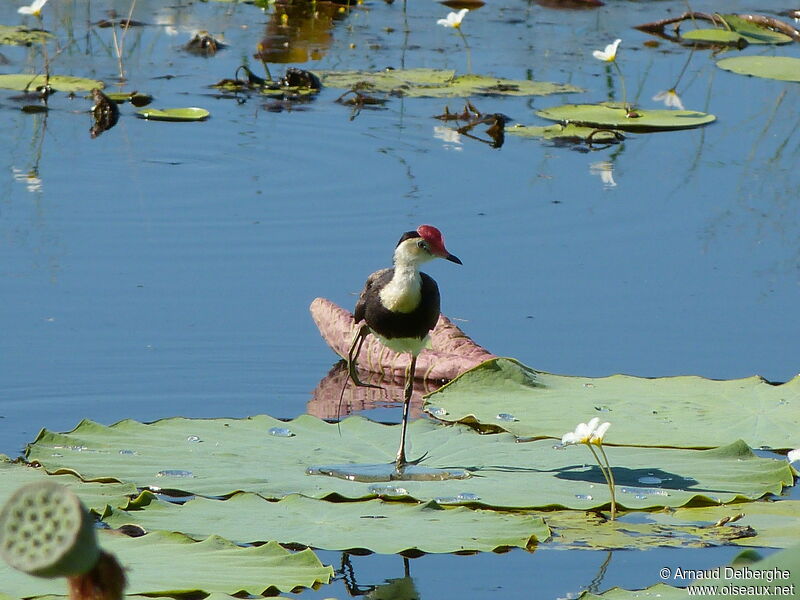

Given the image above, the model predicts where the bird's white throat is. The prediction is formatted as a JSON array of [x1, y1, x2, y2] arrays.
[[379, 264, 422, 313]]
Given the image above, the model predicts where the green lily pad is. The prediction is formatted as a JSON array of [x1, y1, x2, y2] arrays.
[[544, 509, 758, 550], [103, 492, 548, 553], [0, 531, 332, 598], [717, 15, 795, 44], [0, 455, 137, 514], [651, 500, 800, 548], [104, 91, 153, 106], [136, 107, 210, 121], [535, 103, 715, 131], [717, 56, 800, 82], [0, 25, 52, 46], [0, 74, 104, 92], [679, 14, 793, 46], [507, 123, 624, 143], [424, 358, 800, 450], [24, 416, 792, 510], [318, 68, 582, 98], [682, 29, 751, 45]]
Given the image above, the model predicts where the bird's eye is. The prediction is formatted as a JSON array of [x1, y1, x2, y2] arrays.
[[417, 240, 428, 250]]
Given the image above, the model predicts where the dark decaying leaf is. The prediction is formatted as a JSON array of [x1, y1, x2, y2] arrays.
[[90, 88, 120, 138]]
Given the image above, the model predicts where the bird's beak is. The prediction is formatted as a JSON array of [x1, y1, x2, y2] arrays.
[[445, 253, 462, 265]]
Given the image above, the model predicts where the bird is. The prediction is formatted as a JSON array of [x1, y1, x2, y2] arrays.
[[346, 225, 462, 470]]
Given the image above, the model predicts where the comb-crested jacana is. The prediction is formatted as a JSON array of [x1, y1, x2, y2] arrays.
[[347, 225, 462, 469]]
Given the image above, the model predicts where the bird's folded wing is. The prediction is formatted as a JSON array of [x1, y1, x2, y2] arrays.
[[310, 297, 496, 382]]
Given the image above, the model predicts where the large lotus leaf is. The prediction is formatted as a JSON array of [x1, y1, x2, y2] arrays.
[[579, 542, 800, 599], [649, 500, 800, 549], [317, 68, 582, 97], [717, 56, 800, 82], [25, 415, 792, 510], [0, 531, 331, 598], [423, 358, 800, 450], [543, 509, 758, 550], [103, 492, 548, 553], [0, 25, 52, 46], [0, 74, 104, 92], [507, 123, 623, 143], [0, 455, 137, 513], [535, 103, 715, 131]]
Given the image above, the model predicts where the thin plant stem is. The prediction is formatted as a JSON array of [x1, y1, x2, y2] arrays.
[[111, 0, 138, 81], [35, 14, 50, 89], [456, 28, 472, 74], [597, 444, 617, 520], [612, 60, 627, 109], [669, 44, 695, 91], [586, 443, 617, 520]]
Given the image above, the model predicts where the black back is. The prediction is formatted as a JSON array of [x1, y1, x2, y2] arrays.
[[354, 268, 441, 340]]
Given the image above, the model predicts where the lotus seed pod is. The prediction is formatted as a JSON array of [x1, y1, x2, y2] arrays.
[[0, 481, 100, 578]]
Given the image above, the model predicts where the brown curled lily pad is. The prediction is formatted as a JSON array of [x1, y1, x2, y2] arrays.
[[136, 107, 210, 122]]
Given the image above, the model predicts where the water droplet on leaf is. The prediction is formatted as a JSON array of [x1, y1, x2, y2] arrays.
[[156, 469, 194, 478], [495, 413, 518, 422], [269, 427, 295, 437]]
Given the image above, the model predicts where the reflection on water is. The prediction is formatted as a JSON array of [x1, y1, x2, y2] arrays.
[[255, 0, 352, 64], [307, 362, 437, 421]]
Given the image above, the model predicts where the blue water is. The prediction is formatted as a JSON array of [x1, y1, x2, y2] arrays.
[[0, 0, 798, 597]]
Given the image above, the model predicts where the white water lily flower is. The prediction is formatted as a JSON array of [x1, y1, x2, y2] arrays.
[[562, 417, 601, 445], [18, 0, 49, 16], [593, 38, 621, 62], [562, 417, 611, 446], [591, 421, 611, 445], [652, 89, 685, 110], [437, 8, 469, 29], [788, 448, 800, 464]]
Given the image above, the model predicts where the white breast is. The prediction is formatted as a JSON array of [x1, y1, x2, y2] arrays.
[[379, 267, 421, 313]]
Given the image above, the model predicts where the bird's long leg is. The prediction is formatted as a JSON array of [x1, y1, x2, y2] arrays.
[[337, 323, 384, 437], [395, 353, 417, 470], [346, 323, 382, 390]]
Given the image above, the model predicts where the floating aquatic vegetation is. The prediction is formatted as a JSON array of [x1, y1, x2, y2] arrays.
[[0, 24, 52, 46], [89, 88, 119, 138], [318, 68, 582, 98], [25, 415, 793, 510], [211, 65, 321, 104], [507, 123, 624, 145], [424, 358, 799, 450], [433, 102, 509, 147], [717, 56, 800, 82], [136, 107, 210, 122], [0, 73, 103, 92], [102, 492, 548, 554], [103, 91, 152, 106], [636, 11, 800, 45], [535, 103, 715, 132]]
